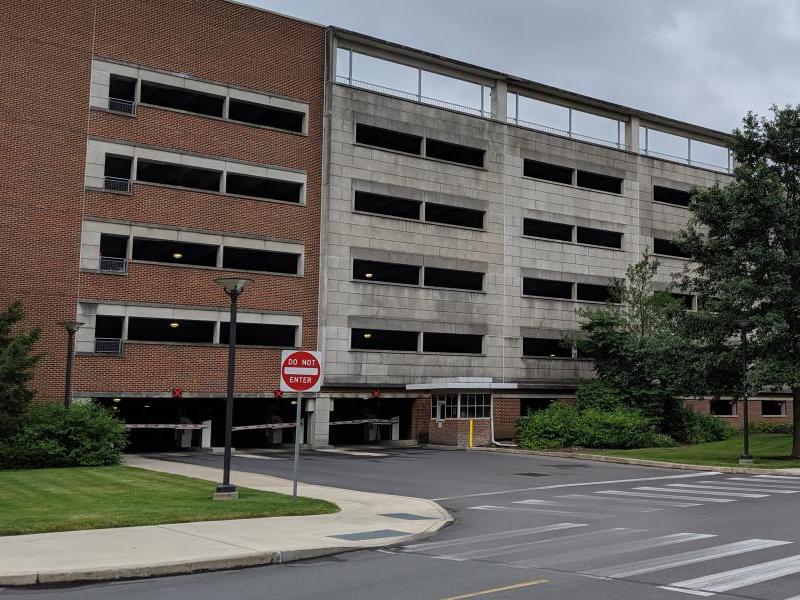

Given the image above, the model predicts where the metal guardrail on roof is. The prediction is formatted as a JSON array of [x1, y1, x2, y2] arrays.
[[508, 117, 629, 151]]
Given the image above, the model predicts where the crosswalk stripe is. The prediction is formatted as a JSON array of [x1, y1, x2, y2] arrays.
[[468, 505, 609, 518], [516, 497, 661, 513], [754, 475, 800, 481], [441, 527, 642, 561], [596, 490, 735, 503], [669, 553, 800, 593], [634, 486, 762, 499], [403, 523, 585, 551], [726, 477, 800, 488], [656, 485, 768, 498], [557, 493, 701, 508], [675, 483, 799, 494], [588, 539, 792, 578], [511, 532, 715, 568]]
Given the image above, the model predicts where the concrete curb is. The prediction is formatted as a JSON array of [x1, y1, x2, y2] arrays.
[[472, 446, 800, 476]]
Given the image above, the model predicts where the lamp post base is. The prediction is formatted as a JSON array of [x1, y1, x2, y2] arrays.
[[213, 484, 238, 500], [739, 455, 754, 465]]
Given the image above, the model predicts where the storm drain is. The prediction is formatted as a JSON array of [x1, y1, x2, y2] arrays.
[[380, 513, 433, 521], [329, 529, 410, 541]]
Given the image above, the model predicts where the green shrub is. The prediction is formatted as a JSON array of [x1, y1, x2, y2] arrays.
[[0, 402, 127, 469], [575, 381, 625, 411], [517, 403, 670, 450], [748, 421, 793, 434], [670, 407, 735, 444]]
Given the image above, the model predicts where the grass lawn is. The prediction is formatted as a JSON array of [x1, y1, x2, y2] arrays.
[[592, 433, 800, 469], [0, 466, 337, 536]]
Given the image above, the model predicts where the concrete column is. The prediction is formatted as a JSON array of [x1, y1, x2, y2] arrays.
[[309, 393, 331, 447], [493, 80, 508, 121], [627, 115, 641, 153]]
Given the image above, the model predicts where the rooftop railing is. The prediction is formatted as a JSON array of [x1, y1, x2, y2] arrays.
[[508, 116, 628, 151]]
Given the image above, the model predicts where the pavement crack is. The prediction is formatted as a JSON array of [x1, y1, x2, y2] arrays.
[[154, 525, 264, 553]]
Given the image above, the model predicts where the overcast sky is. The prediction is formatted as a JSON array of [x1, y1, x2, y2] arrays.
[[250, 0, 798, 133]]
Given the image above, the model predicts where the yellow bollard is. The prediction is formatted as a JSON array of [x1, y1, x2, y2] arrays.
[[469, 419, 474, 448]]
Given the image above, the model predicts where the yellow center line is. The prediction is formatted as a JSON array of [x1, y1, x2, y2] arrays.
[[440, 578, 549, 600]]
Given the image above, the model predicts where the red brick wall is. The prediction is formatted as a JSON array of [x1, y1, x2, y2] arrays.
[[428, 419, 492, 447], [1, 1, 325, 399], [409, 396, 432, 442], [493, 398, 520, 439], [691, 398, 793, 429]]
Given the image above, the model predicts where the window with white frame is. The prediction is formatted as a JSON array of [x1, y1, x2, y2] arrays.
[[432, 393, 491, 420]]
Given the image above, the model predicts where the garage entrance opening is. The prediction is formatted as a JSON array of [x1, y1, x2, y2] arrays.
[[329, 397, 412, 445]]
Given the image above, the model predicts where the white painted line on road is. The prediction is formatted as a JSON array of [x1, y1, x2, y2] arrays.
[[658, 484, 768, 498], [669, 553, 800, 593], [558, 493, 700, 508], [634, 487, 756, 500], [673, 483, 799, 494], [588, 539, 792, 578], [512, 532, 715, 568], [754, 475, 800, 481], [515, 497, 660, 512], [403, 523, 585, 551], [726, 477, 800, 488], [657, 585, 714, 596], [469, 505, 609, 518], [596, 490, 734, 503], [554, 494, 703, 510], [431, 471, 721, 501], [439, 578, 548, 600], [441, 527, 641, 561]]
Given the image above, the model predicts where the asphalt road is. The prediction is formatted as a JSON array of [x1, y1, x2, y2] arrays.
[[6, 447, 800, 600]]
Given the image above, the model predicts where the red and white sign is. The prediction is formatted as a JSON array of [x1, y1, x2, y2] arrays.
[[280, 350, 323, 393]]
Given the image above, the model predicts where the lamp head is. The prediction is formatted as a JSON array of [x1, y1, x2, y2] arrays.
[[63, 320, 84, 333], [214, 277, 253, 295]]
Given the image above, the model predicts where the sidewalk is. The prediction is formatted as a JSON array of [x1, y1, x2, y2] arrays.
[[0, 456, 451, 586]]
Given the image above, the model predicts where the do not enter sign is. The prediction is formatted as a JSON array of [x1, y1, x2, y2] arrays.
[[280, 350, 323, 393]]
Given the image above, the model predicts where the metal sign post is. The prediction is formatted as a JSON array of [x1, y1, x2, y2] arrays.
[[280, 350, 324, 500]]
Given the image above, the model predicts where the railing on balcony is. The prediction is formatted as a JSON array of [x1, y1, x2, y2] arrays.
[[99, 256, 128, 274], [103, 176, 132, 193], [108, 97, 136, 115], [94, 338, 123, 355]]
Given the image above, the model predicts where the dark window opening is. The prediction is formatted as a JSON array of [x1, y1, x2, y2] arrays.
[[109, 75, 135, 102], [575, 345, 593, 359], [424, 203, 484, 229], [523, 338, 571, 358], [127, 317, 214, 344], [223, 247, 299, 275], [353, 259, 420, 285], [654, 185, 691, 207], [100, 234, 127, 258], [425, 139, 485, 168], [226, 173, 302, 203], [576, 226, 622, 249], [136, 159, 221, 192], [710, 400, 735, 416], [351, 328, 418, 351], [95, 315, 123, 338], [523, 160, 574, 184], [424, 267, 483, 291], [220, 323, 296, 347], [576, 283, 612, 302], [228, 99, 304, 133], [523, 278, 572, 299], [520, 398, 553, 415], [577, 170, 623, 194], [423, 332, 482, 354], [353, 191, 421, 220], [132, 238, 217, 267], [654, 238, 691, 259], [523, 218, 573, 241], [762, 400, 786, 416], [355, 124, 422, 155], [671, 293, 695, 309], [104, 155, 132, 179], [139, 81, 224, 118]]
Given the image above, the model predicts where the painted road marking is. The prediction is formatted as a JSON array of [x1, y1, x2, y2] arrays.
[[669, 553, 800, 593], [657, 585, 713, 596], [440, 578, 548, 600], [511, 532, 715, 568], [596, 490, 735, 503], [469, 504, 609, 519], [672, 483, 799, 494], [559, 493, 701, 508], [754, 475, 800, 481], [656, 485, 768, 498], [514, 497, 660, 513], [403, 523, 586, 551], [431, 471, 721, 501], [588, 539, 792, 578], [440, 528, 642, 561], [725, 477, 800, 488], [633, 487, 754, 500]]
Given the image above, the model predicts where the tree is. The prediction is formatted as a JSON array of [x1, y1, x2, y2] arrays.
[[0, 300, 41, 437], [681, 105, 800, 457]]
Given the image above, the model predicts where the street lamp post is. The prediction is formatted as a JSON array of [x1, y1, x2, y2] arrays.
[[63, 320, 84, 408], [734, 318, 754, 464], [214, 277, 253, 500]]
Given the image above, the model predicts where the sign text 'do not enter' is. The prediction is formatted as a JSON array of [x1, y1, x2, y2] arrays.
[[280, 350, 323, 393]]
